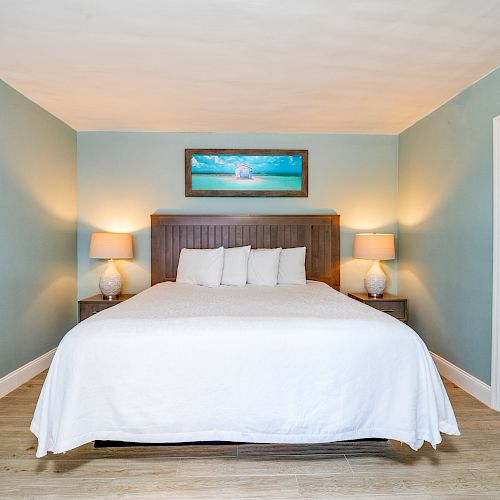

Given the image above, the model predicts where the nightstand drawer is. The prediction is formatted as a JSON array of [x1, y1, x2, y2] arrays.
[[79, 302, 115, 322], [368, 300, 406, 320], [78, 294, 135, 322], [347, 292, 408, 323]]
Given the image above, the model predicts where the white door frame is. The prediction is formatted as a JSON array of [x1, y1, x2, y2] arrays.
[[492, 115, 500, 411]]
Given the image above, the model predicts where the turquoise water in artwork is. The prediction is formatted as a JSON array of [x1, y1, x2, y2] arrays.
[[192, 174, 302, 191], [191, 153, 303, 191]]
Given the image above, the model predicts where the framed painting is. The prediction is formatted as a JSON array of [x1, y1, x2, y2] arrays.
[[185, 149, 308, 197]]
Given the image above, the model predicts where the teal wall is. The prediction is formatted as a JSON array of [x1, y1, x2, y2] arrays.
[[77, 132, 399, 298], [0, 80, 77, 378], [398, 68, 500, 384]]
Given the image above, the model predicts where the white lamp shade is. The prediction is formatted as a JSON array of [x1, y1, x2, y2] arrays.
[[353, 233, 395, 261], [89, 232, 133, 259]]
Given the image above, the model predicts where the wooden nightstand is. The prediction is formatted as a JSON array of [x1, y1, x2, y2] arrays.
[[78, 294, 135, 322], [348, 292, 408, 323]]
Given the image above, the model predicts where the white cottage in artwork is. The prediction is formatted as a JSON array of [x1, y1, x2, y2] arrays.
[[235, 163, 252, 179]]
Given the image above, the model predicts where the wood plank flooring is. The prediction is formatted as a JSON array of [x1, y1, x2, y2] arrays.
[[0, 371, 499, 499]]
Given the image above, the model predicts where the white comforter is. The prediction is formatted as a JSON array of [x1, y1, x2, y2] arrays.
[[31, 281, 459, 457]]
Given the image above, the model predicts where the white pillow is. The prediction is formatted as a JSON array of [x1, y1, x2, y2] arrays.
[[221, 245, 251, 286], [278, 247, 306, 285], [247, 248, 282, 286], [176, 247, 224, 287]]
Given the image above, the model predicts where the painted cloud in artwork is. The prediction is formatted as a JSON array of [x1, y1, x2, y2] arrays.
[[191, 154, 302, 175]]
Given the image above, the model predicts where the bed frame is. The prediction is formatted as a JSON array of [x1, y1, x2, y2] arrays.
[[151, 214, 340, 289]]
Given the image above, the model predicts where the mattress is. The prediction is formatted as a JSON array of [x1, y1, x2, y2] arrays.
[[31, 281, 459, 457]]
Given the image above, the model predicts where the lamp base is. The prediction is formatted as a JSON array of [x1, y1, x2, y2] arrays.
[[99, 260, 122, 299], [367, 292, 384, 298], [102, 294, 120, 301], [364, 260, 387, 297]]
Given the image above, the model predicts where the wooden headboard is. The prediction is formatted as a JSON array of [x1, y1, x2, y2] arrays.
[[151, 214, 340, 289]]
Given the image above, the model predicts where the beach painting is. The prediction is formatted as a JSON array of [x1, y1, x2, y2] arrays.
[[185, 149, 308, 197]]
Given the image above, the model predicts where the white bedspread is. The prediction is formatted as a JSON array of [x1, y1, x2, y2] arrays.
[[31, 281, 459, 457]]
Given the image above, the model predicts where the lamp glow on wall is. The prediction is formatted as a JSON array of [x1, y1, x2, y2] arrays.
[[89, 232, 133, 299], [353, 233, 395, 297]]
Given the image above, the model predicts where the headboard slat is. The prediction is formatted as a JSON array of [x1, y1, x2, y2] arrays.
[[151, 214, 340, 289]]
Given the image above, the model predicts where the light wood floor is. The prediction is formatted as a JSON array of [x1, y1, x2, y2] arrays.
[[1, 372, 499, 499]]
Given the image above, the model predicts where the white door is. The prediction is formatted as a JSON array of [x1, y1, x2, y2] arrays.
[[492, 116, 500, 411]]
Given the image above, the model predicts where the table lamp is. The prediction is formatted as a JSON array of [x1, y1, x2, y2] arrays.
[[353, 233, 395, 297], [89, 232, 133, 299]]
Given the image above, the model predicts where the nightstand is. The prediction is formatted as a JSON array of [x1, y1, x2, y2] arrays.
[[78, 294, 135, 322], [348, 292, 408, 323]]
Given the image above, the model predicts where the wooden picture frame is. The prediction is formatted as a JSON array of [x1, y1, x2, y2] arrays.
[[185, 149, 308, 197]]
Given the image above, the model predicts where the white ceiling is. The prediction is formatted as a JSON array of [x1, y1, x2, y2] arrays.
[[1, 0, 499, 133]]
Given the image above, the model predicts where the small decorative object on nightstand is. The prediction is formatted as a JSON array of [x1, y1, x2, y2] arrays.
[[348, 292, 408, 323], [89, 232, 133, 300], [78, 294, 135, 322], [353, 233, 395, 297]]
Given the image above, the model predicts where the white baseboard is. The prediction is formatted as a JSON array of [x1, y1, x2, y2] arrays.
[[0, 348, 56, 399], [431, 351, 492, 408]]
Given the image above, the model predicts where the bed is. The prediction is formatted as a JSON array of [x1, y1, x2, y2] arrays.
[[31, 214, 459, 457]]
